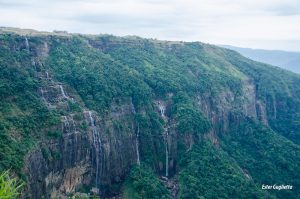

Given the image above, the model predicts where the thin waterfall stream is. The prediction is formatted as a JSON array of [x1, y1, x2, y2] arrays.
[[88, 111, 102, 188], [158, 102, 169, 178], [62, 116, 70, 131], [59, 85, 67, 99], [136, 125, 141, 166], [131, 102, 141, 166], [25, 37, 29, 51], [165, 130, 169, 178]]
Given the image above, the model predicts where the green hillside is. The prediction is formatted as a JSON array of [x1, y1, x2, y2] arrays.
[[0, 28, 299, 198]]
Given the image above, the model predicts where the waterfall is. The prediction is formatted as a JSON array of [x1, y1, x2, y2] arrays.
[[165, 133, 169, 178], [136, 125, 141, 166], [131, 100, 140, 165], [157, 102, 169, 178], [62, 116, 70, 131], [88, 111, 97, 146], [40, 88, 46, 102], [88, 111, 93, 124], [25, 37, 29, 51], [59, 85, 67, 98], [88, 111, 102, 187], [131, 100, 136, 114], [158, 102, 165, 118], [46, 71, 49, 79], [62, 115, 76, 132]]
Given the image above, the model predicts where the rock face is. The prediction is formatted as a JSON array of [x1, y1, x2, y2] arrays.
[[195, 78, 268, 140], [25, 81, 139, 198], [22, 39, 138, 198]]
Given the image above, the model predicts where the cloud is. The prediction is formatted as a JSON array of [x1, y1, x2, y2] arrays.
[[0, 0, 299, 51]]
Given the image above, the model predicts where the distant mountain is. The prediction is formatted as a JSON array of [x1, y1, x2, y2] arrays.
[[221, 45, 300, 74]]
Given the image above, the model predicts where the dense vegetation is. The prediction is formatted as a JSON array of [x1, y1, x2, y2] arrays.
[[0, 28, 299, 198], [220, 119, 300, 199], [179, 141, 272, 199], [170, 92, 211, 136], [124, 165, 170, 199], [0, 34, 59, 172]]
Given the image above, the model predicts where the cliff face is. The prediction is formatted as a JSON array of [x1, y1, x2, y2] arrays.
[[22, 41, 138, 197], [0, 28, 299, 199]]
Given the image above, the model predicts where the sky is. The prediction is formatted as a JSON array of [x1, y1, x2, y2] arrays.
[[1, 0, 300, 51]]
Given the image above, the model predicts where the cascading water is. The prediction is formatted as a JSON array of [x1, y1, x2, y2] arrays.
[[46, 71, 49, 79], [25, 37, 29, 51], [158, 103, 165, 119], [136, 125, 141, 166], [131, 101, 141, 166], [59, 85, 67, 98], [165, 132, 169, 178], [158, 102, 169, 178], [88, 111, 102, 188], [131, 101, 136, 115], [40, 88, 46, 102], [62, 116, 70, 131]]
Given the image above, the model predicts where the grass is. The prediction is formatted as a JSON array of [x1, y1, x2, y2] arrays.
[[0, 170, 24, 199]]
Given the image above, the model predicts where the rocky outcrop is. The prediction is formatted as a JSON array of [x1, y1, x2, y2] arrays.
[[196, 78, 268, 141]]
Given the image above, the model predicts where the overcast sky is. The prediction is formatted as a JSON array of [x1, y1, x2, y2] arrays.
[[1, 0, 300, 51]]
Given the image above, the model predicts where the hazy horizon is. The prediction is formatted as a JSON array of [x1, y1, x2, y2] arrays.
[[1, 0, 300, 51]]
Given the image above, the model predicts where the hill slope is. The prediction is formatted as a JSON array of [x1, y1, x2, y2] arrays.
[[0, 28, 299, 199]]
